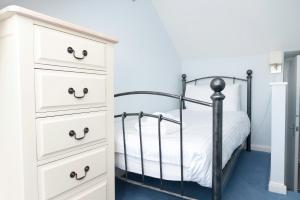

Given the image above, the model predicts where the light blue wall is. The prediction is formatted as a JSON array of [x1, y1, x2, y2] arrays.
[[1, 1, 285, 148], [182, 55, 273, 148], [0, 0, 182, 113]]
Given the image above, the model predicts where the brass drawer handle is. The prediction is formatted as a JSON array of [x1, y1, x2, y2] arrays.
[[68, 87, 88, 99], [70, 166, 90, 180], [67, 47, 88, 60], [69, 127, 89, 140]]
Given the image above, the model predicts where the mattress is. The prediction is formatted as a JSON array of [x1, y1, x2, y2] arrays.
[[115, 109, 250, 187]]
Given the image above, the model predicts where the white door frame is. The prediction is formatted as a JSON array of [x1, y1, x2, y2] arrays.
[[294, 116, 299, 191], [294, 55, 300, 192]]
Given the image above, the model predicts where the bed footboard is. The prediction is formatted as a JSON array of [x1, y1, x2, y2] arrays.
[[114, 78, 227, 200]]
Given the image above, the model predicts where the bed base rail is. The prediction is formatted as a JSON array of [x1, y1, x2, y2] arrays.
[[115, 78, 226, 200]]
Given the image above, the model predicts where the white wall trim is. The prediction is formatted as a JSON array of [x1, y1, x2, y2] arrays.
[[268, 181, 287, 195], [270, 82, 288, 86], [269, 82, 287, 195], [251, 144, 271, 153]]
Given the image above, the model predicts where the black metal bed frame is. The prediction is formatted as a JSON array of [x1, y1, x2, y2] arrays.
[[114, 70, 253, 200]]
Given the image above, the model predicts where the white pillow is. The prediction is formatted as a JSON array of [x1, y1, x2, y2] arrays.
[[185, 83, 241, 111]]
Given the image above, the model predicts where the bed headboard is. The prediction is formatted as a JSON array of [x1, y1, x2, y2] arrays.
[[181, 69, 253, 150]]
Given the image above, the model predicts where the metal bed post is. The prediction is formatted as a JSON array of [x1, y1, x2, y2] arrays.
[[211, 78, 225, 200], [179, 96, 184, 196], [121, 112, 128, 180], [138, 112, 145, 183], [158, 114, 163, 189], [182, 74, 187, 109], [246, 70, 253, 152]]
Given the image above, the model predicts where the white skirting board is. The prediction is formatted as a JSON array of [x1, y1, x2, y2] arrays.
[[251, 144, 271, 153], [268, 181, 287, 195]]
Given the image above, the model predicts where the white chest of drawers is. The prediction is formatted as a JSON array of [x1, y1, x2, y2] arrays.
[[0, 6, 117, 200]]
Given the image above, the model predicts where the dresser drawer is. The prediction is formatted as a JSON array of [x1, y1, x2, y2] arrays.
[[35, 69, 106, 112], [38, 148, 107, 200], [68, 181, 107, 200], [36, 112, 107, 160], [34, 25, 106, 70]]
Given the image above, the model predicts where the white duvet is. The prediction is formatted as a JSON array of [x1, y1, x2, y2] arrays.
[[115, 109, 250, 187]]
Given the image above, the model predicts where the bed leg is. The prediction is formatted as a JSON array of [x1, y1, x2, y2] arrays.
[[210, 78, 225, 200], [246, 70, 252, 152], [246, 135, 251, 152]]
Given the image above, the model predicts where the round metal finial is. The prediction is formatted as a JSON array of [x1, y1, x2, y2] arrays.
[[210, 78, 225, 92], [182, 74, 187, 80], [247, 69, 253, 76]]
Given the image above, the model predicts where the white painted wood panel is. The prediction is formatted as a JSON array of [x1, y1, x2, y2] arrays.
[[34, 25, 106, 70], [38, 148, 107, 200], [0, 16, 28, 200], [269, 82, 287, 194], [36, 111, 107, 160], [35, 69, 107, 112], [68, 181, 107, 200], [105, 43, 115, 200]]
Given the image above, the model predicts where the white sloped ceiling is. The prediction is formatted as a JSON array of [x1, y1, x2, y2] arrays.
[[151, 0, 300, 59]]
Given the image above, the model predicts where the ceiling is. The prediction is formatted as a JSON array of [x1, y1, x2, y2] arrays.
[[151, 0, 300, 59]]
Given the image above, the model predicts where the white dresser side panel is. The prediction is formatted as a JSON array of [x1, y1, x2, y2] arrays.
[[16, 15, 38, 200], [0, 16, 26, 200], [106, 44, 115, 200]]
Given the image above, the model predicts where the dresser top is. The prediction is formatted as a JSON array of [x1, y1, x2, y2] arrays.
[[0, 5, 118, 43]]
